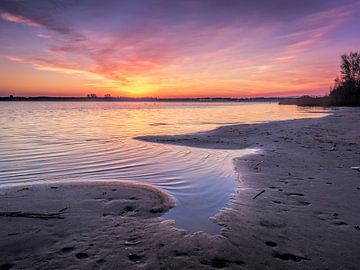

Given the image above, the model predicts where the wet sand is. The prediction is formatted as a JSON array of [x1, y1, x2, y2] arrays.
[[1, 108, 360, 269]]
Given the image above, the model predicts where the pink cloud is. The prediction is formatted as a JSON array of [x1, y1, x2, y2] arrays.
[[272, 4, 358, 64], [0, 11, 41, 27], [36, 33, 51, 39]]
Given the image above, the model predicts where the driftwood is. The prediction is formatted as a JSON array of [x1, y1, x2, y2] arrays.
[[0, 207, 67, 220], [252, 189, 265, 200]]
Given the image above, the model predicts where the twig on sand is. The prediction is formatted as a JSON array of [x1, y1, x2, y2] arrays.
[[58, 207, 68, 213], [252, 189, 266, 200], [0, 209, 67, 220], [254, 160, 264, 171], [16, 187, 29, 192], [255, 161, 264, 167]]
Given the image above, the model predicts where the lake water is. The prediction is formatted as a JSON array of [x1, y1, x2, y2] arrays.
[[0, 102, 329, 233]]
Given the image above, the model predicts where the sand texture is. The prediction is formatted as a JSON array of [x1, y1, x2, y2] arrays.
[[1, 108, 360, 269], [137, 108, 360, 269]]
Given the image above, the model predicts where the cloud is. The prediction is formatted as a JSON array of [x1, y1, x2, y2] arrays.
[[1, 11, 40, 27], [0, 5, 81, 36], [36, 33, 51, 39], [1, 0, 360, 97], [272, 3, 359, 63]]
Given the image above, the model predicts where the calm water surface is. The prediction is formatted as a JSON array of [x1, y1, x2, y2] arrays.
[[0, 102, 329, 233]]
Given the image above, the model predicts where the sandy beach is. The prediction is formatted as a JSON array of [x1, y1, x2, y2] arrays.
[[1, 107, 360, 270]]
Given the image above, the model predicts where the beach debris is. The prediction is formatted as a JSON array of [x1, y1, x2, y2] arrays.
[[124, 240, 142, 246], [253, 160, 264, 171], [255, 160, 264, 167], [252, 189, 265, 200], [350, 166, 360, 172], [0, 208, 67, 219], [16, 187, 29, 192], [7, 232, 20, 236]]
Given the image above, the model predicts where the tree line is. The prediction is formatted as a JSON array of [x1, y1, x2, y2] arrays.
[[296, 51, 360, 106]]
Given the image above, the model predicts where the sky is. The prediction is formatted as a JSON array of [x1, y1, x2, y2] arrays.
[[0, 0, 359, 98]]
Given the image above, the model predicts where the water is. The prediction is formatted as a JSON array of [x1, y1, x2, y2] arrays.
[[0, 102, 329, 233]]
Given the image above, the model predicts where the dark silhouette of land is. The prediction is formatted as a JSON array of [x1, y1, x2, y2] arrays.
[[0, 96, 294, 103], [289, 51, 360, 107]]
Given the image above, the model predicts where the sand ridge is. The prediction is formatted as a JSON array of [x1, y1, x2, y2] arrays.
[[0, 180, 177, 269]]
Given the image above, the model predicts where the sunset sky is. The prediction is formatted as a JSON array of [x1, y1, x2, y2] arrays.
[[0, 0, 359, 98]]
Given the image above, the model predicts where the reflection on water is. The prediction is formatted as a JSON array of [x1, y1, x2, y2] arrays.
[[0, 102, 329, 233]]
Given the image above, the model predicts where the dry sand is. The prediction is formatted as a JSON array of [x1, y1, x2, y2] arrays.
[[1, 107, 360, 269]]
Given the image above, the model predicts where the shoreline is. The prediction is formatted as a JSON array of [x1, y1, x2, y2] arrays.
[[137, 107, 360, 269], [1, 108, 360, 269]]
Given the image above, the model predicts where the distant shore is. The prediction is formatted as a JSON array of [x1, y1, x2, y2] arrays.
[[0, 96, 295, 103], [1, 108, 360, 269]]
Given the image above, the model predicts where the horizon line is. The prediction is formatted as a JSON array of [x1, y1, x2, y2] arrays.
[[0, 95, 302, 100]]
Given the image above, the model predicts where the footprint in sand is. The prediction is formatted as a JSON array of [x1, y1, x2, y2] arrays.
[[0, 263, 15, 270], [128, 253, 143, 262], [296, 200, 311, 206], [265, 241, 278, 247], [75, 252, 89, 259], [96, 259, 106, 264], [332, 220, 348, 226], [200, 258, 245, 268], [61, 246, 75, 253], [314, 211, 348, 227], [284, 192, 311, 206], [272, 251, 309, 262], [259, 220, 286, 229], [124, 206, 134, 212]]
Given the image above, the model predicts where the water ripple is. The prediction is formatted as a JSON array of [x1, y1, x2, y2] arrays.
[[0, 102, 329, 233]]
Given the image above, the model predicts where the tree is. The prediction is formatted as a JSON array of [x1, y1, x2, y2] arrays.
[[296, 52, 360, 106], [329, 51, 360, 106], [339, 51, 360, 87], [87, 93, 97, 98]]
